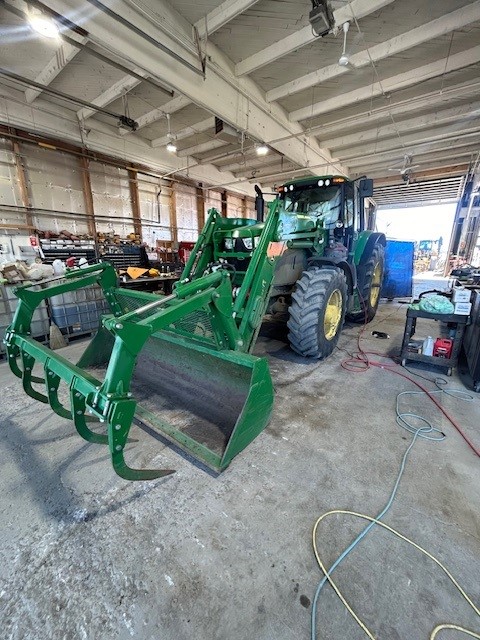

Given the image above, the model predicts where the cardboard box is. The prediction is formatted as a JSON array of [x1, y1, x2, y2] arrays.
[[1, 265, 24, 283], [452, 286, 472, 303], [454, 301, 472, 315]]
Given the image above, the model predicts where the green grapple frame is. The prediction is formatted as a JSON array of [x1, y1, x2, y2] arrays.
[[4, 202, 281, 480]]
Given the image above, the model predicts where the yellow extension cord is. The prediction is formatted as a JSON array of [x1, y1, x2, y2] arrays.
[[313, 510, 480, 639]]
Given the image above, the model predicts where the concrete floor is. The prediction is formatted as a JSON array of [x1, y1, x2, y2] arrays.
[[1, 302, 479, 640]]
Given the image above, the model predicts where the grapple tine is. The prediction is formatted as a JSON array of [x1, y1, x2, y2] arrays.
[[107, 398, 175, 480], [111, 451, 175, 481], [45, 365, 72, 420], [6, 343, 23, 379], [21, 351, 48, 403], [70, 388, 109, 445]]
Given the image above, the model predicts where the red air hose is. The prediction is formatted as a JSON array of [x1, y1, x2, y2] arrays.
[[340, 299, 480, 458]]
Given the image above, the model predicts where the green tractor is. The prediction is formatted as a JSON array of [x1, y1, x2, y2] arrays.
[[264, 175, 385, 358], [4, 175, 385, 479]]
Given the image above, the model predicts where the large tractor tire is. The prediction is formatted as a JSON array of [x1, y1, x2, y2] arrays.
[[349, 244, 385, 323], [287, 266, 347, 359]]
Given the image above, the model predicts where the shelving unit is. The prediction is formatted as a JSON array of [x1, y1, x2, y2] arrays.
[[39, 238, 147, 271], [400, 308, 469, 375], [40, 238, 96, 264]]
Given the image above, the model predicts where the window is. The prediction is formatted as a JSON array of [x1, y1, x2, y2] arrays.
[[283, 186, 342, 227], [344, 182, 354, 228]]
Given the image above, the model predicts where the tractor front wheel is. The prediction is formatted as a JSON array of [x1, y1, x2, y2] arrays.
[[349, 244, 385, 323], [287, 267, 347, 359]]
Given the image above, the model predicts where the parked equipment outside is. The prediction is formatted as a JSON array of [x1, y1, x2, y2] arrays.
[[4, 176, 385, 479]]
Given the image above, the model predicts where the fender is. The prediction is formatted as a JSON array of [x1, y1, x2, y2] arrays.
[[354, 232, 386, 291], [307, 256, 356, 294], [354, 231, 386, 265]]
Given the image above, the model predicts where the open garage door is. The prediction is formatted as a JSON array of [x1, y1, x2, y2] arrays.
[[374, 176, 466, 208]]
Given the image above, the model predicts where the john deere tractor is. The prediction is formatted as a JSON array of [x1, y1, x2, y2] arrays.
[[265, 175, 385, 358], [4, 175, 384, 479]]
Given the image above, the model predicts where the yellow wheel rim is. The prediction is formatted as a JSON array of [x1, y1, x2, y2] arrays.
[[370, 262, 382, 307], [324, 289, 343, 341]]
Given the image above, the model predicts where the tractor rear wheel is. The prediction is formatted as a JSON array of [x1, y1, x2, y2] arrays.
[[349, 244, 385, 323], [287, 267, 347, 359]]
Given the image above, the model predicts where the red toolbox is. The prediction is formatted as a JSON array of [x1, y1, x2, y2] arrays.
[[433, 338, 453, 359]]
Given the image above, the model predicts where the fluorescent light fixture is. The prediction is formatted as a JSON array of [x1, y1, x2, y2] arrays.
[[28, 12, 59, 38], [256, 144, 269, 156], [166, 142, 177, 153]]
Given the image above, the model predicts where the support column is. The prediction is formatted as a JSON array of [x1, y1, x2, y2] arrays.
[[79, 156, 97, 239], [12, 140, 33, 228], [170, 182, 178, 244], [128, 169, 142, 238], [221, 189, 228, 218], [242, 196, 248, 218], [196, 185, 205, 232]]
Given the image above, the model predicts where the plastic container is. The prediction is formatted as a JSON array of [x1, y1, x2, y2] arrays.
[[433, 338, 453, 359], [381, 239, 415, 299], [423, 336, 434, 356]]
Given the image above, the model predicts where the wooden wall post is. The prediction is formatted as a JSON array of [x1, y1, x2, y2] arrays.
[[196, 186, 205, 232], [79, 156, 97, 238], [11, 140, 33, 228], [242, 195, 248, 218], [170, 182, 178, 244], [128, 168, 142, 238], [221, 189, 228, 217]]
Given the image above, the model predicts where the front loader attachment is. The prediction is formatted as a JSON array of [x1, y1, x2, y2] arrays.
[[4, 262, 274, 480]]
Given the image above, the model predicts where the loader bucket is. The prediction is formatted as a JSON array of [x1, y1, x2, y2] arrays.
[[4, 263, 274, 480], [80, 330, 273, 473]]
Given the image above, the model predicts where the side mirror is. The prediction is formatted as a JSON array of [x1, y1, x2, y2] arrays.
[[359, 178, 374, 198]]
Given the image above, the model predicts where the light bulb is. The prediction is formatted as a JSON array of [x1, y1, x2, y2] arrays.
[[339, 54, 349, 66], [29, 13, 59, 38], [256, 144, 269, 156], [166, 142, 177, 153]]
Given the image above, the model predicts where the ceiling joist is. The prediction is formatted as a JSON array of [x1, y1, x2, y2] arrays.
[[178, 139, 229, 158], [235, 0, 394, 77], [25, 37, 88, 103], [290, 45, 480, 122], [314, 84, 480, 139], [76, 73, 143, 121], [151, 117, 214, 148], [267, 0, 480, 103], [322, 102, 480, 151], [119, 95, 191, 135], [194, 0, 261, 38]]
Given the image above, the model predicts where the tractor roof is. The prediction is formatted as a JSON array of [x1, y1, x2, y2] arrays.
[[282, 175, 348, 188]]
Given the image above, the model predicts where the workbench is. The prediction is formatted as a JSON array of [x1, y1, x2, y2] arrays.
[[118, 274, 180, 295]]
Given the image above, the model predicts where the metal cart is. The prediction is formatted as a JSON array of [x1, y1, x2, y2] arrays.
[[400, 307, 469, 376]]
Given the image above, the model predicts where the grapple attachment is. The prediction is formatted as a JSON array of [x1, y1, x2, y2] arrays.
[[4, 262, 274, 480]]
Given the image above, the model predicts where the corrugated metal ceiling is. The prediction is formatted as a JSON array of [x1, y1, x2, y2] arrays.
[[0, 0, 479, 198]]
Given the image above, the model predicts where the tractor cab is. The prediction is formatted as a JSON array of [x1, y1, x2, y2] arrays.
[[277, 175, 375, 259]]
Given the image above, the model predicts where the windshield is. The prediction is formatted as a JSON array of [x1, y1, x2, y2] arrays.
[[283, 186, 341, 222]]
